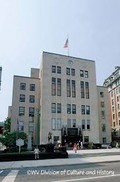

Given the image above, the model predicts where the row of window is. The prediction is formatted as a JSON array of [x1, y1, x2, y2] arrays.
[[20, 83, 35, 91], [52, 78, 89, 99], [19, 107, 35, 116], [19, 95, 35, 103], [17, 120, 34, 133], [51, 103, 91, 115], [52, 65, 89, 78]]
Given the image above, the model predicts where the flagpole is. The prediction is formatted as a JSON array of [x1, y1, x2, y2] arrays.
[[67, 34, 69, 56]]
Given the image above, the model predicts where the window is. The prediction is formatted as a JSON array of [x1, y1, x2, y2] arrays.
[[72, 119, 76, 128], [102, 124, 106, 132], [29, 95, 35, 103], [101, 111, 105, 119], [67, 119, 71, 128], [84, 136, 89, 143], [112, 106, 114, 112], [19, 107, 25, 116], [18, 121, 24, 131], [72, 80, 76, 97], [67, 104, 71, 114], [52, 65, 56, 73], [57, 118, 61, 130], [100, 92, 104, 97], [51, 118, 56, 130], [57, 78, 61, 96], [101, 102, 104, 108], [81, 105, 85, 115], [52, 77, 56, 96], [19, 94, 25, 102], [71, 69, 75, 76], [29, 107, 35, 117], [57, 66, 61, 74], [80, 70, 84, 77], [30, 84, 35, 91], [57, 103, 61, 113], [87, 120, 90, 130], [86, 105, 90, 115], [80, 81, 84, 98], [54, 136, 59, 144], [66, 68, 70, 75], [103, 137, 106, 144], [51, 103, 56, 113], [113, 114, 115, 120], [113, 122, 115, 127], [85, 82, 89, 99], [29, 123, 34, 132], [72, 104, 76, 114], [112, 99, 114, 105], [82, 120, 85, 130], [85, 71, 88, 78], [118, 112, 120, 118], [66, 79, 71, 97], [117, 96, 119, 102], [20, 83, 26, 90]]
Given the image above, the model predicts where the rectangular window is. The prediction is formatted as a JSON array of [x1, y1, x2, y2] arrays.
[[113, 114, 115, 120], [66, 68, 70, 75], [71, 69, 75, 76], [51, 118, 56, 130], [52, 65, 56, 73], [103, 137, 106, 144], [101, 102, 104, 108], [80, 70, 84, 77], [72, 119, 76, 128], [57, 118, 61, 130], [81, 105, 85, 115], [82, 120, 85, 130], [57, 66, 61, 74], [85, 71, 88, 78], [80, 81, 84, 98], [67, 119, 71, 128], [54, 136, 59, 144], [67, 79, 71, 97], [100, 92, 104, 97], [19, 94, 25, 102], [86, 105, 90, 115], [29, 95, 35, 103], [19, 107, 25, 116], [57, 78, 61, 96], [29, 123, 34, 132], [84, 136, 89, 143], [87, 120, 90, 130], [52, 77, 56, 96], [72, 80, 76, 97], [67, 104, 71, 114], [51, 103, 56, 113], [29, 107, 35, 117], [57, 103, 61, 113], [85, 82, 89, 99], [30, 84, 35, 91], [18, 121, 24, 131], [101, 111, 105, 119], [102, 124, 106, 132], [20, 83, 26, 90], [72, 104, 76, 114]]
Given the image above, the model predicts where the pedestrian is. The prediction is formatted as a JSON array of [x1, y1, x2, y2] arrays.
[[34, 146, 40, 159], [73, 143, 77, 153]]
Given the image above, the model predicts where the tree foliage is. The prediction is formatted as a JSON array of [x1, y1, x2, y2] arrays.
[[0, 117, 27, 147]]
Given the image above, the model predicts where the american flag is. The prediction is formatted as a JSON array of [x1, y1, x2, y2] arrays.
[[64, 38, 68, 48]]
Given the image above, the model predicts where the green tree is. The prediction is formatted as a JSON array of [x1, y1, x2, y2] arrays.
[[3, 117, 11, 136]]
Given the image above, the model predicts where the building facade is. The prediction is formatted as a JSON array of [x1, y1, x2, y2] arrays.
[[10, 52, 111, 145], [103, 66, 120, 137], [97, 86, 111, 144], [11, 68, 40, 144], [40, 52, 100, 144]]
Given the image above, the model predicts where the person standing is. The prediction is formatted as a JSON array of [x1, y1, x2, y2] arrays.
[[34, 146, 40, 159]]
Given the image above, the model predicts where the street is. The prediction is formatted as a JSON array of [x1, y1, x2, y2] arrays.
[[1, 162, 120, 182]]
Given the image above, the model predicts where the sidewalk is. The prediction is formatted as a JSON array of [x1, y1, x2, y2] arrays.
[[0, 148, 120, 170]]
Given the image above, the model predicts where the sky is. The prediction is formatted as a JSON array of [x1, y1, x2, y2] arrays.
[[0, 0, 120, 121]]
